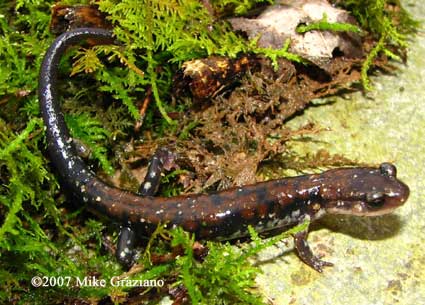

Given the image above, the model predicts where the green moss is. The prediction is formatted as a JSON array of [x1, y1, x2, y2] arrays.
[[95, 0, 255, 124], [170, 221, 309, 304], [338, 0, 419, 89], [65, 113, 114, 175], [296, 13, 362, 34], [253, 39, 305, 70], [211, 0, 273, 15]]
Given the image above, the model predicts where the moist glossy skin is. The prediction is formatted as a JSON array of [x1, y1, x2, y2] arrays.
[[79, 163, 409, 238], [38, 28, 410, 271]]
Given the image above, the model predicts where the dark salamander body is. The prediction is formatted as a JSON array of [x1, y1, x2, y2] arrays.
[[38, 28, 410, 272]]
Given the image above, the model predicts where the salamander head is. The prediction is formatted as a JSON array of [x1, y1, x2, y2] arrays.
[[323, 163, 409, 216]]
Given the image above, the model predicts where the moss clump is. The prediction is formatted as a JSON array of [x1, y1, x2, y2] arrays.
[[169, 222, 309, 304], [94, 0, 249, 124], [296, 13, 362, 34], [337, 0, 419, 88]]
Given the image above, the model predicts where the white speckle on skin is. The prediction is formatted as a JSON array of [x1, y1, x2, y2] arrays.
[[156, 209, 164, 215], [95, 196, 101, 202], [140, 218, 146, 223], [143, 181, 152, 191], [291, 210, 300, 218], [149, 171, 156, 178], [215, 210, 231, 218], [67, 160, 74, 169], [310, 186, 320, 197], [178, 210, 183, 215]]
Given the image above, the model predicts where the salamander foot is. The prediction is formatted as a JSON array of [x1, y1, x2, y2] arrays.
[[293, 230, 333, 272]]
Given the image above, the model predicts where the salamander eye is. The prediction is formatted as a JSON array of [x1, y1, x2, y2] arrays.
[[366, 191, 384, 206], [380, 163, 397, 178]]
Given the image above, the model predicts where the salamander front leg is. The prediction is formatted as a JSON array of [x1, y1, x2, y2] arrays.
[[293, 229, 333, 272], [116, 148, 178, 266]]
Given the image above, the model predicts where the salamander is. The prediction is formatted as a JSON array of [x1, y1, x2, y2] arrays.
[[38, 28, 410, 272]]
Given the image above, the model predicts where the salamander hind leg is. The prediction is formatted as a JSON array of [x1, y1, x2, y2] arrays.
[[116, 225, 137, 266], [293, 229, 333, 272], [116, 147, 178, 266]]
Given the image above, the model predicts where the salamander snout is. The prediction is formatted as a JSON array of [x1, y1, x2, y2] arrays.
[[362, 181, 409, 216], [373, 163, 410, 213]]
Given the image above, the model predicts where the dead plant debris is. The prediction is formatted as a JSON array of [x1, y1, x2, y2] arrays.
[[122, 52, 366, 193], [57, 1, 393, 194]]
